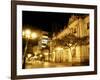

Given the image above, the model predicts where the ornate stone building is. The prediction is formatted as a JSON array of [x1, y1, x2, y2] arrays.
[[52, 15, 89, 64]]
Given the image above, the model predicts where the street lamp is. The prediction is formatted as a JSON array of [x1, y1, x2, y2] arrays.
[[25, 29, 31, 38], [22, 29, 39, 68], [22, 29, 31, 69], [31, 32, 38, 39]]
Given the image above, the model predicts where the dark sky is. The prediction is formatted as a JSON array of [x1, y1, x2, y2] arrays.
[[22, 11, 71, 33]]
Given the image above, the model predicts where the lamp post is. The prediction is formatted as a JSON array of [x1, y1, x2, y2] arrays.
[[22, 29, 31, 69], [22, 29, 38, 69]]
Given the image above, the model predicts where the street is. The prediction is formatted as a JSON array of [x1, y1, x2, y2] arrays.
[[25, 60, 85, 69]]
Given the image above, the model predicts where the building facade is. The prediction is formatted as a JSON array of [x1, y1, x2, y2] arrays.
[[51, 15, 89, 64]]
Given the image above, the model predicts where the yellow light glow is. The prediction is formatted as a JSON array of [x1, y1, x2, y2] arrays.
[[56, 47, 63, 51], [27, 54, 32, 58], [41, 45, 46, 48], [44, 52, 48, 55], [53, 52, 55, 53], [39, 54, 42, 57], [42, 35, 48, 38], [31, 32, 37, 39], [69, 43, 72, 46], [22, 31, 25, 36], [25, 29, 31, 38]]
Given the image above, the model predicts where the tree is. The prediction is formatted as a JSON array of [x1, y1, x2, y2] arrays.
[[51, 33, 89, 62], [78, 36, 89, 46]]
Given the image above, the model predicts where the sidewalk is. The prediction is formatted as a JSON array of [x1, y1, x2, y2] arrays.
[[25, 60, 73, 69]]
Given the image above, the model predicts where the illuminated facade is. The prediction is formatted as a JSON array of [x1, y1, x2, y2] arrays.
[[52, 15, 89, 64]]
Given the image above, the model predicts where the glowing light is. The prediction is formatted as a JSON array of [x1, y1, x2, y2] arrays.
[[31, 32, 37, 39], [41, 45, 46, 48], [44, 52, 48, 56], [39, 55, 43, 57], [42, 35, 48, 38], [53, 52, 55, 53], [69, 43, 72, 46], [25, 29, 31, 38], [56, 47, 63, 51], [22, 31, 25, 36], [27, 54, 32, 58]]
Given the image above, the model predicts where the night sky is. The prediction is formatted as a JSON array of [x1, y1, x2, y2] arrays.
[[22, 11, 72, 33]]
